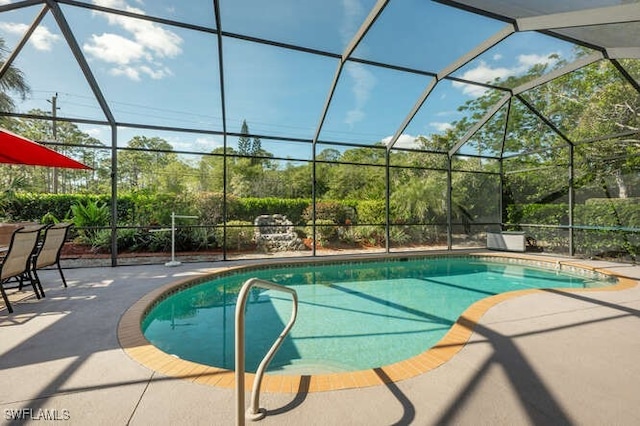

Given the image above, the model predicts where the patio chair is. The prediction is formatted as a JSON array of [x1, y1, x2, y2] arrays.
[[31, 223, 72, 295], [0, 225, 46, 313]]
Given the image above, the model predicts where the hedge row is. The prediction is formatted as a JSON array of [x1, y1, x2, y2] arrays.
[[508, 200, 640, 228], [508, 200, 640, 258], [2, 192, 386, 227]]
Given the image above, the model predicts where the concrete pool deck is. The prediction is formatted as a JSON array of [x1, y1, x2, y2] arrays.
[[1, 252, 640, 425]]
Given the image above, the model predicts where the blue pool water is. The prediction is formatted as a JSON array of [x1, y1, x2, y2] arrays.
[[141, 257, 613, 374]]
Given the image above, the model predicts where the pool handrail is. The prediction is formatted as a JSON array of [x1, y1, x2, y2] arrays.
[[235, 278, 298, 424]]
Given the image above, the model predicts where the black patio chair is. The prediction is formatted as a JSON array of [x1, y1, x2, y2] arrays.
[[0, 225, 46, 313], [31, 223, 72, 295]]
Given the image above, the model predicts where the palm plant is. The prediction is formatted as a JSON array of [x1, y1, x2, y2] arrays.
[[0, 37, 31, 113], [70, 200, 110, 244]]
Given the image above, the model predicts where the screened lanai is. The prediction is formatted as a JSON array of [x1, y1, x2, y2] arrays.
[[0, 0, 639, 265]]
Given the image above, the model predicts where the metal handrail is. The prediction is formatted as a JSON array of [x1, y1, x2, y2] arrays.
[[235, 278, 298, 425]]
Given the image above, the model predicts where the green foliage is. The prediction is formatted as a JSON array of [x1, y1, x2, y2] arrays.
[[70, 199, 110, 243], [507, 204, 568, 225], [389, 226, 410, 245], [302, 201, 356, 225], [41, 212, 60, 225], [337, 225, 358, 245], [391, 176, 447, 224], [147, 226, 217, 252], [353, 225, 386, 247], [236, 197, 309, 225], [509, 200, 640, 258], [305, 219, 338, 246], [8, 193, 100, 222], [119, 192, 193, 226], [195, 192, 227, 225], [356, 200, 385, 224], [214, 221, 254, 251], [90, 228, 151, 253]]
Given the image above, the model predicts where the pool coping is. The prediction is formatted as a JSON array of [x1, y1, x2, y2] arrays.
[[117, 252, 638, 393]]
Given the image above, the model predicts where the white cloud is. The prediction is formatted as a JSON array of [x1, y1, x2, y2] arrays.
[[171, 136, 222, 153], [453, 61, 511, 96], [31, 27, 61, 51], [111, 66, 142, 81], [85, 0, 183, 81], [84, 33, 147, 65], [382, 133, 421, 149], [517, 52, 556, 67], [344, 62, 376, 127], [83, 126, 104, 138], [338, 1, 375, 126], [429, 122, 453, 132], [194, 136, 223, 151], [341, 0, 365, 43], [137, 64, 172, 80], [453, 52, 560, 97], [0, 23, 60, 51], [493, 53, 503, 61]]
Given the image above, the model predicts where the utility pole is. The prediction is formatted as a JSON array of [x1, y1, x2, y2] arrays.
[[48, 93, 60, 193]]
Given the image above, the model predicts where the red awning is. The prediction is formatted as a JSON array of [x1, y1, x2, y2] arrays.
[[0, 128, 91, 169]]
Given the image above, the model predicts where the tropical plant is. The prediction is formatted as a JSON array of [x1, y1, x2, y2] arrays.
[[70, 199, 110, 243], [0, 37, 30, 113]]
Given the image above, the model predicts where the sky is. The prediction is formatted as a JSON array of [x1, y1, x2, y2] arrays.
[[0, 0, 580, 160]]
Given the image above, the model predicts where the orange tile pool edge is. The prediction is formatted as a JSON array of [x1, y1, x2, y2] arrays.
[[117, 253, 638, 393]]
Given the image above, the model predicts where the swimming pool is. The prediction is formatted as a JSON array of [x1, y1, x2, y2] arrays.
[[141, 256, 615, 375]]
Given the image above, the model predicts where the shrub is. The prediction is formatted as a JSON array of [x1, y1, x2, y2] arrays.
[[356, 200, 385, 224], [305, 219, 338, 246], [214, 221, 254, 251], [353, 225, 385, 247], [389, 226, 410, 246], [302, 201, 354, 225], [195, 192, 228, 225], [238, 197, 309, 225], [90, 228, 152, 253], [70, 199, 111, 244], [41, 211, 60, 225]]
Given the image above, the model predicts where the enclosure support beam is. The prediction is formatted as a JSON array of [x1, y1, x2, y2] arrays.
[[499, 159, 505, 229], [515, 95, 574, 146], [569, 145, 575, 256], [0, 5, 47, 81], [499, 99, 512, 229], [110, 124, 118, 267], [516, 3, 640, 31], [309, 0, 388, 255], [385, 151, 391, 253], [213, 0, 229, 261], [610, 59, 640, 97], [386, 24, 514, 151], [512, 52, 604, 96], [46, 0, 115, 124], [447, 157, 453, 250], [449, 93, 511, 157]]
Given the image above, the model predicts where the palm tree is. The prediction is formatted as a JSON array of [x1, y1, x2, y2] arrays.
[[0, 37, 30, 113]]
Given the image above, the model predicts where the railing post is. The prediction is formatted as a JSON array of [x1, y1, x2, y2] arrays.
[[235, 278, 298, 425]]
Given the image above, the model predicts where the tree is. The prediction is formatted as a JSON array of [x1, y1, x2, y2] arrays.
[[238, 120, 251, 156], [6, 112, 107, 193], [118, 136, 180, 193], [324, 147, 386, 200], [198, 147, 231, 192], [0, 37, 30, 115]]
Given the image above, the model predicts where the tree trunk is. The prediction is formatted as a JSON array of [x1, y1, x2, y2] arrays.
[[615, 169, 628, 198]]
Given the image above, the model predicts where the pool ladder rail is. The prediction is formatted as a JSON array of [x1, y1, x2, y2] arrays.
[[235, 278, 298, 425]]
